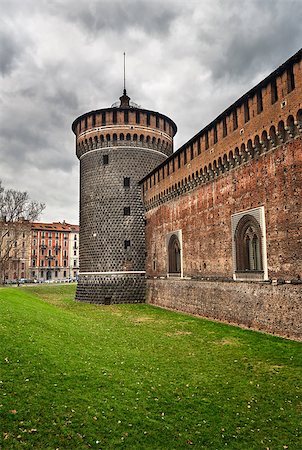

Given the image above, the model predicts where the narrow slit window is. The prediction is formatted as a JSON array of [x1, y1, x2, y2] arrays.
[[124, 177, 130, 188], [124, 206, 130, 216], [103, 154, 109, 165], [271, 79, 278, 104], [257, 90, 263, 114]]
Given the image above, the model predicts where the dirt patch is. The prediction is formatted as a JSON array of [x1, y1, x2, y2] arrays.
[[214, 338, 241, 346], [166, 331, 192, 336]]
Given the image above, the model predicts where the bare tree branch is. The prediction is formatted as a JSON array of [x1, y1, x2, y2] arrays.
[[0, 180, 45, 283]]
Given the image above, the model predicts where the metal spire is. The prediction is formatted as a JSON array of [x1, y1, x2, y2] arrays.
[[123, 52, 126, 95], [119, 52, 130, 107]]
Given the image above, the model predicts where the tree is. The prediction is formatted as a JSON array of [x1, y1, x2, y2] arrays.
[[0, 180, 45, 283]]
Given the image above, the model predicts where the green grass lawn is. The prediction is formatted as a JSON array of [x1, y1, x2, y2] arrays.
[[0, 285, 301, 449]]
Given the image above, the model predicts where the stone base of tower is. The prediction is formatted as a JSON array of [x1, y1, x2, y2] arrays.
[[75, 273, 146, 304]]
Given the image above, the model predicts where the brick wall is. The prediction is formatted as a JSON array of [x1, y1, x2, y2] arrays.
[[145, 137, 302, 281]]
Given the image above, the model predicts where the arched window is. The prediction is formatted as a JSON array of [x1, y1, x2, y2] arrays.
[[235, 215, 263, 272], [168, 234, 181, 274]]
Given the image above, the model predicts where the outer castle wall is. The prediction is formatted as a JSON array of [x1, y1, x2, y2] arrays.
[[141, 49, 302, 339]]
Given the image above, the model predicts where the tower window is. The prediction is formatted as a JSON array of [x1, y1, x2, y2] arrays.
[[124, 177, 130, 187], [156, 116, 159, 128], [124, 207, 130, 216], [147, 113, 150, 126], [103, 154, 109, 165], [124, 110, 129, 123], [113, 110, 117, 124], [124, 240, 131, 249], [102, 112, 106, 125], [136, 111, 140, 124], [84, 117, 88, 129], [92, 114, 96, 126]]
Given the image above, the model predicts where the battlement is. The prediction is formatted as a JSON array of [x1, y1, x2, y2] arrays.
[[141, 49, 302, 208], [73, 106, 177, 159]]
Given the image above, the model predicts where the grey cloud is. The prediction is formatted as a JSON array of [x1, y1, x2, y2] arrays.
[[49, 0, 178, 37], [200, 1, 302, 83], [0, 25, 23, 76]]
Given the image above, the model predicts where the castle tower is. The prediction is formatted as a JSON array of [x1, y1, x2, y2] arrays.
[[72, 91, 177, 303]]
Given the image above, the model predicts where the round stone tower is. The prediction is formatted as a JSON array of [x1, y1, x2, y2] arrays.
[[72, 90, 177, 304]]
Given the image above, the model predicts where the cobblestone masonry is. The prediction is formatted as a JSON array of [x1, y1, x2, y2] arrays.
[[147, 278, 302, 340]]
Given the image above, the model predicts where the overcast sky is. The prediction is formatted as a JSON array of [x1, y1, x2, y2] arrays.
[[1, 0, 301, 224]]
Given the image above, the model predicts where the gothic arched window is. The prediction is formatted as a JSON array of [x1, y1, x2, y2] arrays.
[[168, 234, 181, 274], [235, 215, 263, 272]]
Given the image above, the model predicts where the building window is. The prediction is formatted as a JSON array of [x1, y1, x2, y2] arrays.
[[124, 240, 130, 249], [55, 271, 58, 278], [63, 271, 67, 277], [64, 260, 67, 267], [233, 110, 238, 130], [84, 117, 88, 129], [124, 177, 130, 188], [112, 110, 117, 124], [136, 111, 140, 124], [197, 139, 201, 155], [223, 117, 227, 137], [124, 207, 130, 216], [271, 79, 278, 104], [287, 65, 295, 93], [190, 144, 194, 160], [168, 234, 181, 274], [205, 131, 209, 150], [257, 90, 263, 114], [102, 111, 106, 125], [156, 116, 159, 128], [41, 270, 44, 277], [103, 154, 109, 165], [244, 101, 250, 123], [235, 215, 263, 272], [74, 250, 77, 256], [184, 148, 187, 165], [92, 114, 96, 126], [147, 113, 150, 126], [213, 125, 218, 144], [124, 110, 129, 123]]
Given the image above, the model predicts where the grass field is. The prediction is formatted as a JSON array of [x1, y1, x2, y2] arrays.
[[0, 285, 301, 449]]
